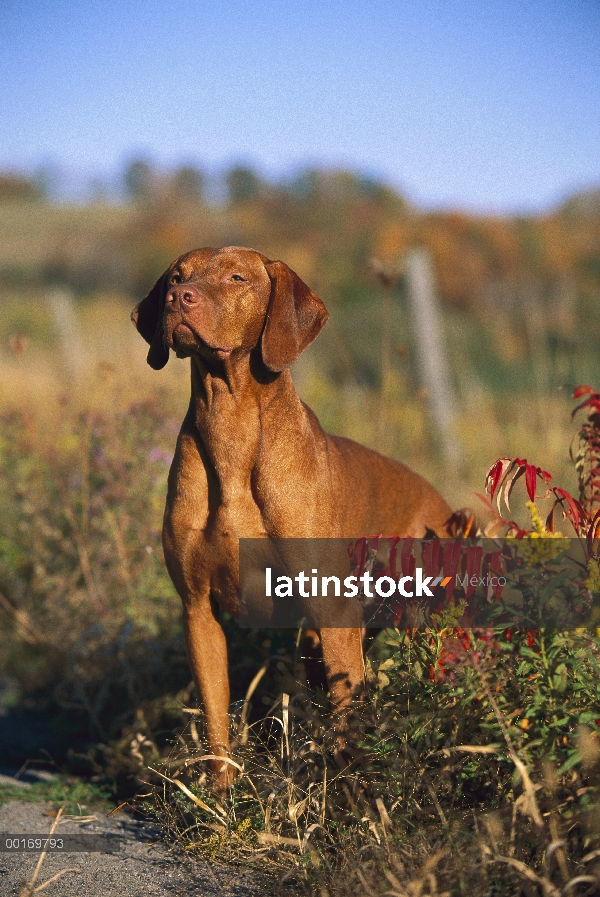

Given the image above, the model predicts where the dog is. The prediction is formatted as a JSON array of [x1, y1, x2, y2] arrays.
[[132, 246, 451, 791]]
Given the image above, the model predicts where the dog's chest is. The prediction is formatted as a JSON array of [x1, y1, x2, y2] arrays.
[[164, 423, 269, 601]]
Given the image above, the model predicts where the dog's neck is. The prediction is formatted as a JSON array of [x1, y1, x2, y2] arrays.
[[190, 347, 284, 409], [188, 350, 294, 493]]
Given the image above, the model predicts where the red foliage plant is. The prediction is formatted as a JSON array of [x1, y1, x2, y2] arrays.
[[484, 386, 600, 555]]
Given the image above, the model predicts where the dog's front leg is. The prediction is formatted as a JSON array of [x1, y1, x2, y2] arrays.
[[319, 626, 365, 751], [182, 593, 233, 793]]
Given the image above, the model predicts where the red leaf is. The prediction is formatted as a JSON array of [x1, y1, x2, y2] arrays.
[[464, 545, 484, 599], [588, 508, 600, 544], [572, 396, 600, 418], [486, 551, 505, 600], [422, 539, 441, 578], [485, 459, 507, 501], [388, 537, 400, 577], [525, 464, 537, 502], [504, 463, 526, 513], [485, 458, 517, 513], [573, 385, 594, 398], [400, 538, 416, 578], [507, 524, 530, 538], [350, 538, 369, 575], [442, 541, 462, 599], [553, 488, 583, 531], [571, 385, 600, 423]]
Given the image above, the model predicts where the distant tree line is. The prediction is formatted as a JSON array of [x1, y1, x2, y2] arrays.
[[0, 160, 408, 208], [0, 161, 598, 321]]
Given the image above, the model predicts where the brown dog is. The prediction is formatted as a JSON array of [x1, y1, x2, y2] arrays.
[[132, 246, 450, 790]]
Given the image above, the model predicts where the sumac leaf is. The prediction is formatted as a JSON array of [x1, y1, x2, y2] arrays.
[[486, 458, 512, 503], [573, 385, 594, 398], [525, 464, 537, 502], [504, 463, 526, 513], [553, 488, 583, 532]]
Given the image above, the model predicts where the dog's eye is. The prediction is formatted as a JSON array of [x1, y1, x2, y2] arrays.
[[170, 273, 182, 285], [231, 274, 246, 282]]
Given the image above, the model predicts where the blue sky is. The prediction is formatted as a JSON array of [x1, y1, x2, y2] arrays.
[[1, 0, 598, 212]]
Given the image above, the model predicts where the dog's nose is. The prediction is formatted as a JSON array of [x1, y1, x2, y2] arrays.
[[166, 284, 201, 307]]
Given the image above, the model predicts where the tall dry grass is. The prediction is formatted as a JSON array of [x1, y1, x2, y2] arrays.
[[146, 627, 600, 896]]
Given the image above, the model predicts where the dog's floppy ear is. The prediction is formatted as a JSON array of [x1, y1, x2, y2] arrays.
[[131, 274, 169, 370], [261, 261, 328, 372]]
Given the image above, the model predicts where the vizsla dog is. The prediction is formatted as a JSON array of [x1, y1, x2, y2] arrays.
[[132, 246, 450, 790]]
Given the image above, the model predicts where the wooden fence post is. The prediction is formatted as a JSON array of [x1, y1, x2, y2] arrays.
[[405, 248, 461, 468]]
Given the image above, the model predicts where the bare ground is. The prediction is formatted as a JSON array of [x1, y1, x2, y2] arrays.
[[0, 798, 271, 897]]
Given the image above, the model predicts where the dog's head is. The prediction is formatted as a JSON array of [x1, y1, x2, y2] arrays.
[[131, 246, 328, 372]]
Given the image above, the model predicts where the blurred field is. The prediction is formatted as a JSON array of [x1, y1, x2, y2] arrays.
[[0, 278, 588, 510]]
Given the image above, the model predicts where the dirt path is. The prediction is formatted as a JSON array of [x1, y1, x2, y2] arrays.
[[0, 799, 270, 896]]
